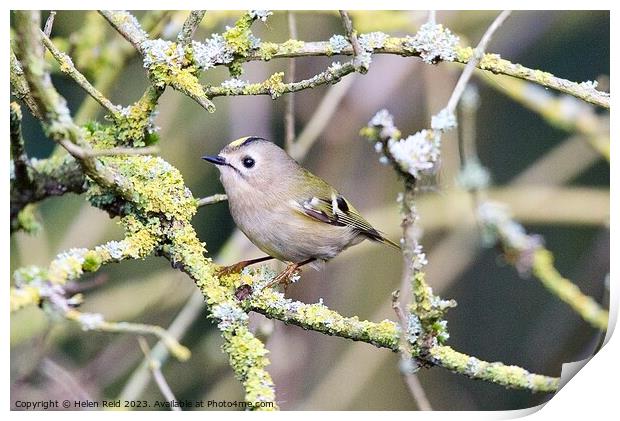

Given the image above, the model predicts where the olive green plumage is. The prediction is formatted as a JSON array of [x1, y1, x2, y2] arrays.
[[203, 136, 399, 271]]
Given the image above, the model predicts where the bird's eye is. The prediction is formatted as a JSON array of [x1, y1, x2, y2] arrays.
[[242, 156, 255, 168]]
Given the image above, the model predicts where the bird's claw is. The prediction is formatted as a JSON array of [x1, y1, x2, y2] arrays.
[[216, 262, 246, 277], [266, 265, 301, 291]]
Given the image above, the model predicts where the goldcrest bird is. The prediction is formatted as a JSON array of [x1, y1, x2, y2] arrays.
[[203, 136, 399, 289]]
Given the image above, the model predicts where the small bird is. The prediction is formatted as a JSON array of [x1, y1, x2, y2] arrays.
[[203, 136, 399, 290]]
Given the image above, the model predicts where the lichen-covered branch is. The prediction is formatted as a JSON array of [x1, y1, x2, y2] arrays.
[[10, 154, 86, 233], [13, 11, 116, 189], [74, 11, 170, 124], [40, 29, 121, 119], [243, 38, 609, 108], [10, 47, 43, 120], [177, 10, 206, 46], [241, 269, 558, 393], [204, 62, 356, 99]]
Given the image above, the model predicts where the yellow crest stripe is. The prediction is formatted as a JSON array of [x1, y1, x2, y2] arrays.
[[228, 136, 252, 148]]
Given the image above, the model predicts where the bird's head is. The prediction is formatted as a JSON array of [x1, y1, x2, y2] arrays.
[[202, 136, 298, 195]]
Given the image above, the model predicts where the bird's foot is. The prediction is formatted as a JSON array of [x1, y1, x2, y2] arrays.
[[266, 263, 302, 291], [216, 261, 247, 277]]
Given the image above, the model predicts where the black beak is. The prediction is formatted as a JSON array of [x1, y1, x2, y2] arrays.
[[202, 155, 227, 166]]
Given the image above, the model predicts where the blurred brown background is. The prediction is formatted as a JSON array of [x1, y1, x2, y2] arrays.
[[10, 10, 609, 410]]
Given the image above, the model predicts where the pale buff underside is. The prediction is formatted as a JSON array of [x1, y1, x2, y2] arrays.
[[225, 175, 365, 267]]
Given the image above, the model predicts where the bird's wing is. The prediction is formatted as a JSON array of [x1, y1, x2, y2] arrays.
[[291, 191, 401, 250]]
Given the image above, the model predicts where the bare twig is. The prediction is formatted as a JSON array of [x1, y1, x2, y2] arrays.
[[138, 337, 181, 410], [197, 194, 228, 207], [284, 11, 298, 151], [177, 10, 206, 46], [339, 10, 367, 72], [39, 29, 121, 119], [445, 10, 512, 114], [290, 75, 356, 160], [43, 11, 56, 37]]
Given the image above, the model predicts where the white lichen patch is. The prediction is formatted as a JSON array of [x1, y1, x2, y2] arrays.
[[411, 244, 428, 270], [249, 10, 273, 22], [141, 39, 184, 68], [431, 108, 457, 132], [329, 34, 349, 53], [212, 302, 249, 330], [221, 78, 249, 90], [465, 356, 481, 376], [457, 159, 491, 190], [369, 109, 399, 140], [406, 313, 422, 343], [358, 32, 388, 51], [405, 22, 460, 64], [388, 129, 441, 178], [99, 240, 130, 260], [78, 312, 105, 330], [192, 35, 234, 70]]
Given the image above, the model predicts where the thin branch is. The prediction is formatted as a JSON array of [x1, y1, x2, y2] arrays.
[[338, 10, 368, 72], [445, 10, 511, 114], [205, 62, 356, 98], [10, 47, 43, 120], [98, 10, 149, 54], [119, 291, 205, 401], [64, 309, 191, 361], [290, 70, 357, 161], [138, 337, 181, 410], [43, 11, 56, 37], [392, 291, 433, 410], [75, 11, 170, 124], [284, 11, 298, 151], [177, 10, 206, 46], [39, 29, 121, 119], [240, 38, 609, 108], [83, 145, 160, 157], [197, 194, 228, 207]]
